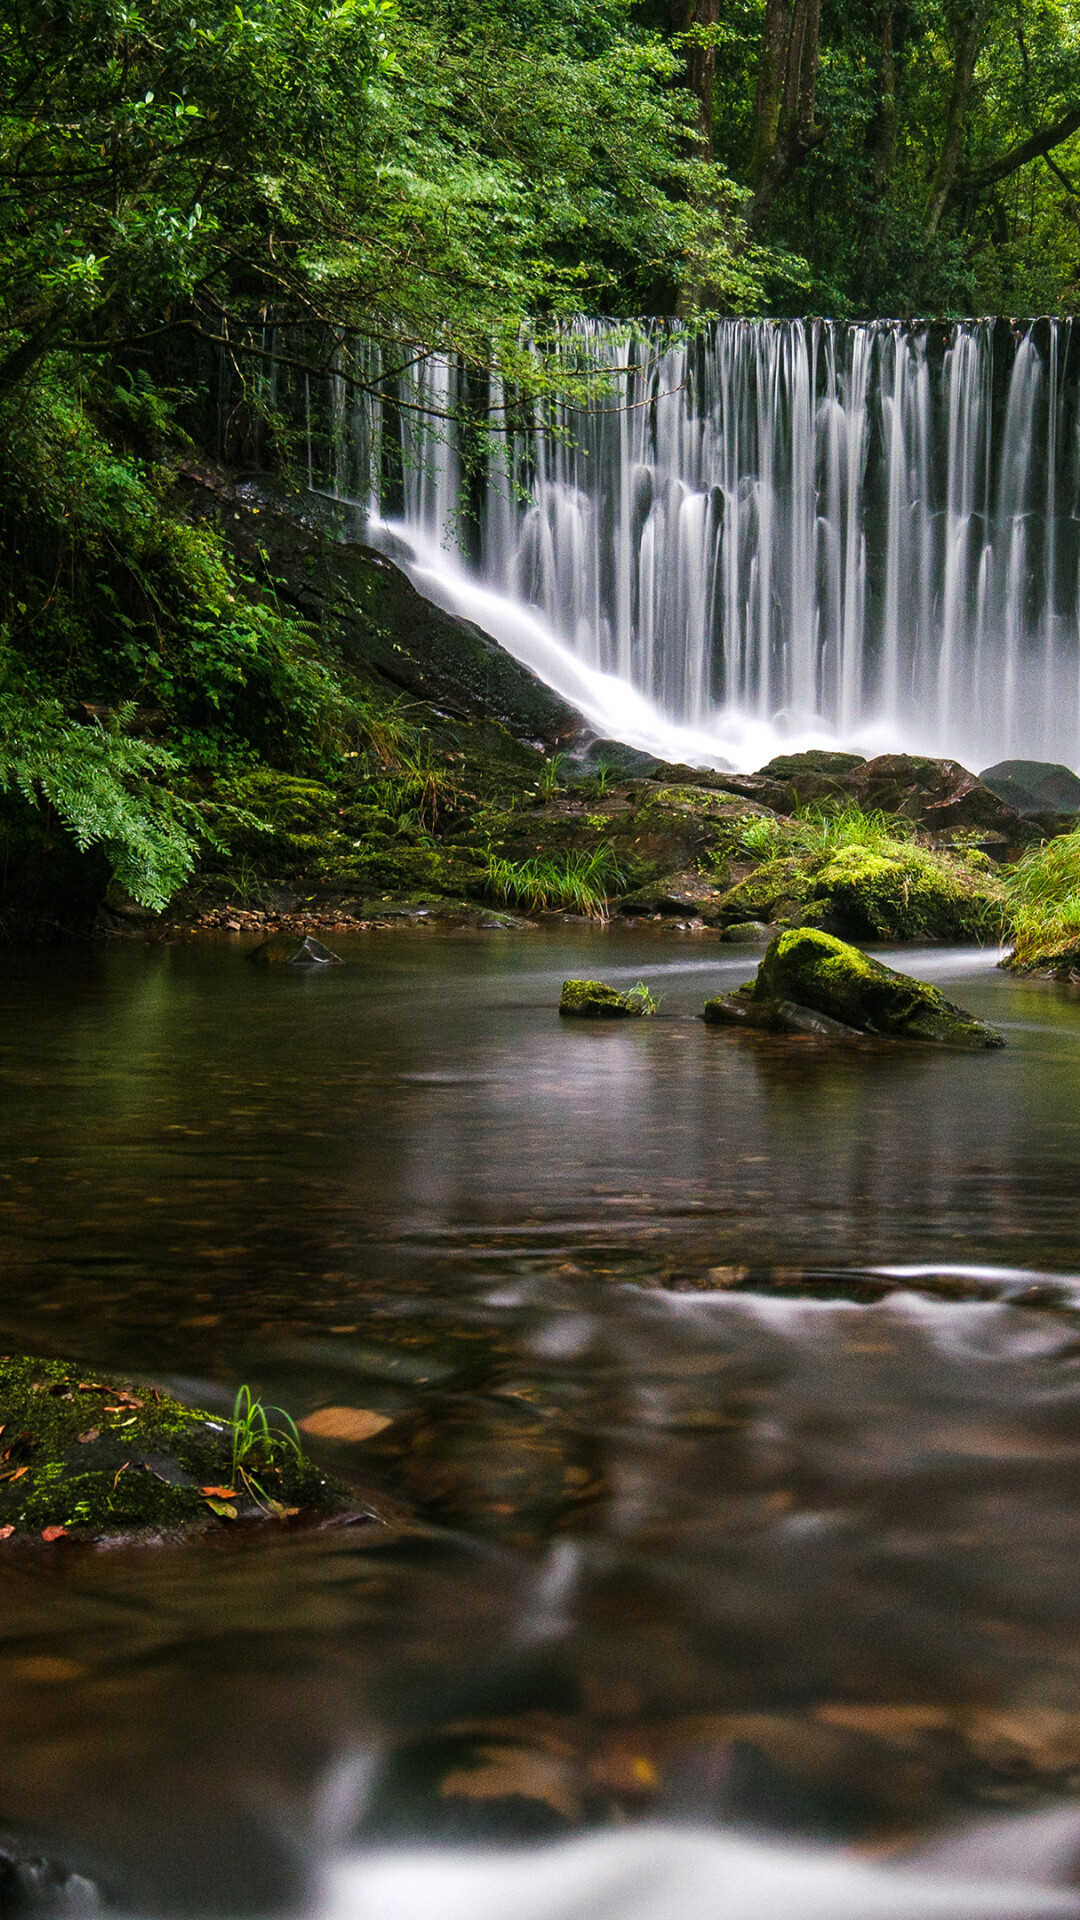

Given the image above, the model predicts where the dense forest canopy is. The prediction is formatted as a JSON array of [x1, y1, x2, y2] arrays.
[[0, 0, 1078, 913]]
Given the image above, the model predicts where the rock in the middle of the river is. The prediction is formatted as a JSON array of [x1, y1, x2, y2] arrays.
[[704, 928, 1005, 1048]]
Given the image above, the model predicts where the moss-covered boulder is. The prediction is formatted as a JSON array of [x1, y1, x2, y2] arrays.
[[704, 929, 1004, 1048], [718, 840, 1006, 943], [0, 1356, 362, 1543], [560, 979, 648, 1018]]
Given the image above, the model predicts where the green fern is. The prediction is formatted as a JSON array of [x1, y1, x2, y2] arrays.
[[0, 690, 206, 910]]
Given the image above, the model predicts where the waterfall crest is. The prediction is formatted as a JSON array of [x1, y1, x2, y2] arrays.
[[318, 319, 1080, 772]]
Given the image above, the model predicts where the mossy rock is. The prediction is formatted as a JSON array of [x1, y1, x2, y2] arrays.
[[806, 844, 1006, 941], [704, 928, 1004, 1048], [0, 1356, 362, 1543], [718, 843, 1006, 944], [559, 979, 647, 1019]]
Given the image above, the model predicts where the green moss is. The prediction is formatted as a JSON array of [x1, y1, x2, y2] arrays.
[[0, 1355, 350, 1541], [559, 979, 647, 1018], [717, 839, 1005, 943], [807, 844, 1005, 941], [751, 928, 1004, 1047]]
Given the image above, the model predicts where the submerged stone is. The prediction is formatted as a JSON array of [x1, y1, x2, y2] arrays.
[[559, 979, 647, 1018], [248, 933, 342, 966], [704, 929, 1004, 1048], [719, 920, 774, 944], [0, 1355, 365, 1543]]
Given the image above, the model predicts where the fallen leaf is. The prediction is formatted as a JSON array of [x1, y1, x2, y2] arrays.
[[1, 1467, 28, 1484], [0, 1526, 14, 1541], [298, 1406, 393, 1442], [112, 1462, 130, 1489], [77, 1384, 109, 1393], [264, 1499, 301, 1520], [77, 1429, 100, 1445], [9, 1656, 82, 1682], [41, 1526, 67, 1543], [203, 1497, 238, 1519], [200, 1486, 237, 1499]]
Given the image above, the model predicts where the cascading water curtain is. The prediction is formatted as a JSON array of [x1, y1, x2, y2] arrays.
[[319, 319, 1080, 771]]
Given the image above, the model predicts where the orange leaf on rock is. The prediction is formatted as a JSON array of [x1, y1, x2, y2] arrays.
[[298, 1406, 393, 1442], [41, 1526, 67, 1543], [200, 1486, 237, 1499]]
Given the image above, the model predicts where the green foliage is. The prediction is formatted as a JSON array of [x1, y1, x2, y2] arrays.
[[624, 979, 663, 1014], [0, 683, 204, 909], [484, 844, 626, 915], [539, 753, 569, 800], [230, 1386, 303, 1489], [1004, 829, 1080, 968]]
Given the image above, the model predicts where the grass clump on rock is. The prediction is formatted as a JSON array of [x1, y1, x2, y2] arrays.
[[560, 979, 653, 1018], [0, 1356, 358, 1543], [1004, 828, 1080, 972], [704, 928, 1004, 1048], [722, 805, 1006, 943]]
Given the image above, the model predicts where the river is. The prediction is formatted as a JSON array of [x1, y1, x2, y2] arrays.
[[3, 930, 1080, 1914]]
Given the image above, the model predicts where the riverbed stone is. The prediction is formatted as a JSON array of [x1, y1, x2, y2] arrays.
[[560, 979, 647, 1018], [247, 933, 342, 966], [704, 929, 1005, 1047]]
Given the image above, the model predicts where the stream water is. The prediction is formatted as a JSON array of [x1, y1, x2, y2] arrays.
[[5, 932, 1080, 1914]]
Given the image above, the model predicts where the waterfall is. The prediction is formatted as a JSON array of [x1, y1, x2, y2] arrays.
[[316, 318, 1080, 773]]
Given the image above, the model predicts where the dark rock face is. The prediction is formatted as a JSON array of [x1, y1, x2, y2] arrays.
[[979, 759, 1080, 816], [704, 928, 1005, 1048], [247, 934, 342, 966], [559, 979, 647, 1018], [842, 755, 1022, 834], [617, 870, 728, 922], [759, 751, 867, 779], [183, 471, 585, 752]]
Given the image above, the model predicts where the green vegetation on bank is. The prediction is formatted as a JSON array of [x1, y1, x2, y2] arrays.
[[1002, 828, 1080, 972]]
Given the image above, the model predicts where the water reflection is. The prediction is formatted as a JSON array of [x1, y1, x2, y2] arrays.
[[1, 933, 1080, 1905]]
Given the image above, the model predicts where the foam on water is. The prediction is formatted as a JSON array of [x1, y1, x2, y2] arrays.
[[321, 1820, 1080, 1920]]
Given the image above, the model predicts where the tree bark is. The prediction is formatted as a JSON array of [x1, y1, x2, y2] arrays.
[[962, 102, 1080, 191], [747, 0, 826, 232], [924, 0, 989, 237], [670, 0, 720, 158]]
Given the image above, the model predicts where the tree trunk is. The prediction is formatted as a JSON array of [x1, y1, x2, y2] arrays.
[[670, 0, 720, 158], [747, 0, 826, 232], [924, 0, 989, 237]]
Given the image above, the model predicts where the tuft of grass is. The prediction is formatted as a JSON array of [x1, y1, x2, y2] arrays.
[[539, 752, 568, 801], [624, 980, 662, 1014], [792, 802, 915, 857], [1004, 828, 1080, 967], [484, 845, 626, 917], [738, 803, 915, 864], [231, 1384, 303, 1492]]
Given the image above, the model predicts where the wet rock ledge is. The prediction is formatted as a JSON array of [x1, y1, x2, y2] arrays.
[[0, 1356, 363, 1544]]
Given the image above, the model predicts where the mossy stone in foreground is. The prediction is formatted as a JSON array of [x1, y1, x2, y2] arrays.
[[0, 1355, 360, 1543], [560, 979, 645, 1018], [705, 929, 1004, 1048]]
